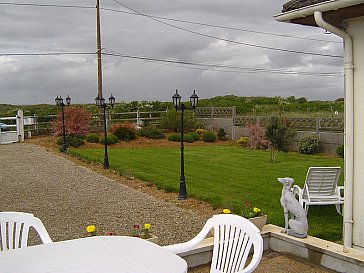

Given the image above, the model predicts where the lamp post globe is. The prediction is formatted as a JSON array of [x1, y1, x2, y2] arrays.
[[55, 95, 61, 106], [172, 90, 198, 200], [109, 94, 115, 107], [190, 90, 199, 109], [172, 90, 181, 109]]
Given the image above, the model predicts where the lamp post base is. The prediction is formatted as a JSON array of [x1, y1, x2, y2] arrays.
[[103, 155, 109, 169], [178, 180, 187, 200], [61, 143, 67, 153], [178, 195, 187, 200]]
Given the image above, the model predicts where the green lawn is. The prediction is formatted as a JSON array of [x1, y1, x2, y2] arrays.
[[69, 145, 344, 242]]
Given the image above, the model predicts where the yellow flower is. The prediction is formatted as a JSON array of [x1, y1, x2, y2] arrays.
[[86, 225, 96, 233], [143, 223, 151, 230], [223, 209, 231, 214], [253, 207, 261, 213]]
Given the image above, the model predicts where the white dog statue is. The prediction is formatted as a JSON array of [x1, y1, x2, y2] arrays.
[[278, 177, 308, 238]]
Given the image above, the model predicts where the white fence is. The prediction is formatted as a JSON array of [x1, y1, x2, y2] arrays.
[[0, 110, 25, 144]]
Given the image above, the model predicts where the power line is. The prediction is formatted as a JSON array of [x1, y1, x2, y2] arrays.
[[102, 51, 342, 77], [0, 2, 94, 9], [0, 1, 339, 44], [111, 0, 343, 58], [101, 7, 340, 44], [0, 50, 342, 76], [1, 1, 342, 56], [0, 52, 95, 56]]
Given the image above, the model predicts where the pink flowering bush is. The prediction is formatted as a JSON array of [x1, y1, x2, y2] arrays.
[[247, 123, 270, 150]]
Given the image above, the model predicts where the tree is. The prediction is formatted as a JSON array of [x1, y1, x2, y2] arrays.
[[297, 97, 307, 104], [286, 96, 296, 104], [265, 116, 296, 161]]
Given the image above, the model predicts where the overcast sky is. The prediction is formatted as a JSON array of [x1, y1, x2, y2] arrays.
[[0, 0, 344, 105]]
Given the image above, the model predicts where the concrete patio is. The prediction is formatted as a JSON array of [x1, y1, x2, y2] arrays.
[[184, 225, 364, 272]]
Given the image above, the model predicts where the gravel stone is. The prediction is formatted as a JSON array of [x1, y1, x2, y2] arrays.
[[0, 143, 207, 245]]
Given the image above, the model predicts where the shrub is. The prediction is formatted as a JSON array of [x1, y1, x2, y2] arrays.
[[195, 128, 204, 135], [184, 134, 194, 143], [112, 122, 137, 142], [138, 126, 165, 139], [51, 106, 92, 137], [86, 133, 99, 143], [99, 135, 117, 145], [265, 117, 296, 161], [56, 136, 65, 146], [168, 133, 181, 142], [110, 134, 119, 143], [160, 109, 199, 132], [336, 145, 344, 158], [247, 124, 269, 150], [57, 134, 85, 148], [202, 131, 216, 142], [299, 135, 320, 154], [188, 132, 200, 141], [217, 128, 227, 140], [237, 137, 249, 147]]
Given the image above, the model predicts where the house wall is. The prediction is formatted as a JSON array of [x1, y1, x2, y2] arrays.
[[347, 16, 364, 251]]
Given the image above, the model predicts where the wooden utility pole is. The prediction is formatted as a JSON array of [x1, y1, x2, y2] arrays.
[[96, 0, 103, 99]]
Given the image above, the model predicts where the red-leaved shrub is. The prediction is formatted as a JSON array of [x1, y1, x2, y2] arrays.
[[51, 106, 92, 136], [112, 122, 137, 141]]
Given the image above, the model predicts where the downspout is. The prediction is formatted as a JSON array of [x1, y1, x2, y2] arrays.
[[314, 11, 354, 248]]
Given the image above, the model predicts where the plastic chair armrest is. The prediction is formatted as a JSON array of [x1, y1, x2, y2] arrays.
[[164, 222, 211, 254]]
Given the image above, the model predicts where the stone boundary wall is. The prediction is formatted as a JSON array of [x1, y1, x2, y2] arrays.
[[197, 117, 343, 155]]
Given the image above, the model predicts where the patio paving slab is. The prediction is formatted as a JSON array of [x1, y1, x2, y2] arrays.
[[189, 250, 333, 272]]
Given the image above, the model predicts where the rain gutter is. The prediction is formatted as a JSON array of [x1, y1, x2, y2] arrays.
[[313, 10, 354, 249], [274, 0, 364, 22]]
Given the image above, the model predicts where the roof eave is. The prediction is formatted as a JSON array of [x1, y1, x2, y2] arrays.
[[274, 0, 364, 26]]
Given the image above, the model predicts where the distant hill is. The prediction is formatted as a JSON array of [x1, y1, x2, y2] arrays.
[[0, 95, 343, 117], [198, 95, 343, 116]]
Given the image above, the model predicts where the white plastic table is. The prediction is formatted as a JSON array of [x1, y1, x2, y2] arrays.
[[0, 236, 188, 273]]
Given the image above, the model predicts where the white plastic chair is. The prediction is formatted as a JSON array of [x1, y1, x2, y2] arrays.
[[164, 214, 263, 273], [292, 167, 344, 215], [0, 212, 53, 251]]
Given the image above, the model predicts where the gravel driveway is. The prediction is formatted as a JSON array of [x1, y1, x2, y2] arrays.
[[0, 143, 207, 245]]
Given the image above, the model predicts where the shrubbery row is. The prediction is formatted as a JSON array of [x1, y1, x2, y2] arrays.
[[52, 108, 343, 158], [168, 130, 217, 143], [137, 126, 164, 139], [56, 134, 85, 149]]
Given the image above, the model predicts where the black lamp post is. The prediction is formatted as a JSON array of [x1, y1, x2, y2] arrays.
[[172, 90, 199, 200], [95, 94, 115, 169], [55, 95, 71, 153]]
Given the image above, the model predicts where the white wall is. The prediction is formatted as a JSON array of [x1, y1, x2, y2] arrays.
[[347, 16, 364, 251]]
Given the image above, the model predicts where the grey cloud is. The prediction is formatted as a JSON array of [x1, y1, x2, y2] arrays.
[[0, 0, 346, 105]]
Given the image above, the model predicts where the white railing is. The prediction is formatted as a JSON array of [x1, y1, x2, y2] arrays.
[[0, 110, 24, 144]]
